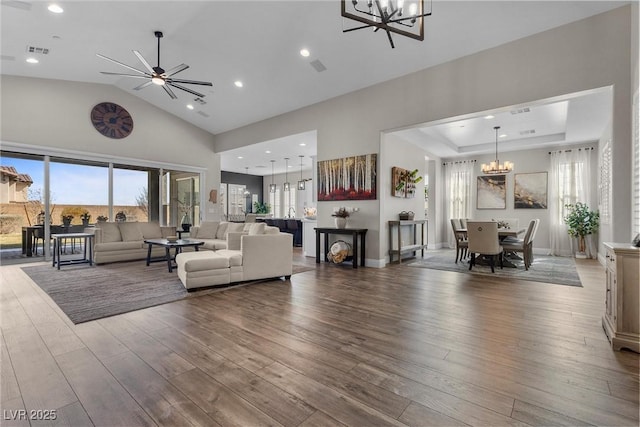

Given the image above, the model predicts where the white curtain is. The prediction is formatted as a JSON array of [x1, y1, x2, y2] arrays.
[[444, 161, 474, 248], [549, 148, 593, 257]]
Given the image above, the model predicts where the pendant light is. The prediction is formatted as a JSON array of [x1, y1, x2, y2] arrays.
[[481, 126, 513, 174], [269, 160, 276, 193], [297, 155, 305, 190], [283, 157, 290, 192]]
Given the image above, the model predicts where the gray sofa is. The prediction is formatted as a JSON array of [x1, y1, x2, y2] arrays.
[[91, 221, 176, 264]]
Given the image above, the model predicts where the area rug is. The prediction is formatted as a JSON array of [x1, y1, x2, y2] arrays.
[[407, 250, 582, 287], [20, 262, 315, 324]]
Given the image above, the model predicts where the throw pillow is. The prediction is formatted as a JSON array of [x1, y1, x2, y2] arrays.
[[249, 222, 266, 235], [226, 222, 245, 236], [119, 222, 144, 242], [243, 223, 253, 232], [264, 226, 280, 235], [197, 221, 219, 239], [215, 222, 229, 239], [138, 221, 163, 239], [100, 222, 122, 243]]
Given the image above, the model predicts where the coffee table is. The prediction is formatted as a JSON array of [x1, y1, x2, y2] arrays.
[[144, 238, 204, 272]]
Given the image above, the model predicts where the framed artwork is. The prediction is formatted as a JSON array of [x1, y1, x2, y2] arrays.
[[391, 166, 422, 198], [514, 172, 548, 209], [317, 154, 377, 201], [477, 175, 506, 209]]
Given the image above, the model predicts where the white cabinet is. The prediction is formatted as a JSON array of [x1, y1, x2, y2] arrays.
[[302, 220, 317, 257], [602, 243, 640, 353]]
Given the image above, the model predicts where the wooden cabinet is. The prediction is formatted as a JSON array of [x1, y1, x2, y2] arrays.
[[388, 220, 427, 263], [602, 242, 640, 353]]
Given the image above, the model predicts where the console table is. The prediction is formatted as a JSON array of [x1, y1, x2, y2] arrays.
[[315, 227, 367, 268], [388, 220, 427, 263], [51, 233, 94, 270]]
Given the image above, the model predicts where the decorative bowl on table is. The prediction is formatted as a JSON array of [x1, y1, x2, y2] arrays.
[[166, 236, 178, 243]]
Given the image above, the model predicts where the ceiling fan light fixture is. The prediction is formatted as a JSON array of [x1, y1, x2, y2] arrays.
[[151, 76, 165, 86]]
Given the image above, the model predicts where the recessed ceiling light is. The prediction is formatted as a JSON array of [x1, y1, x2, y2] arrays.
[[234, 80, 243, 88], [186, 104, 194, 110], [299, 143, 306, 146], [48, 4, 63, 13], [265, 150, 271, 154], [484, 115, 495, 119], [237, 156, 243, 159], [26, 57, 39, 64], [499, 134, 507, 138], [300, 48, 310, 57]]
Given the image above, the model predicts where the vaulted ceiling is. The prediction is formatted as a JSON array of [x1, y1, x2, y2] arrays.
[[1, 1, 625, 174]]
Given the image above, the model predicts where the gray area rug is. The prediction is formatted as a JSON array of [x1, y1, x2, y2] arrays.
[[21, 261, 315, 324], [407, 250, 582, 287]]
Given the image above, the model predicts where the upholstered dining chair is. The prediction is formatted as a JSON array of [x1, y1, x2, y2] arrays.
[[501, 219, 537, 270], [450, 219, 468, 263], [467, 221, 503, 273]]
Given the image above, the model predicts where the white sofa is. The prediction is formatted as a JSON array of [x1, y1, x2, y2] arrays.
[[187, 221, 248, 250], [91, 221, 176, 264], [175, 222, 293, 289]]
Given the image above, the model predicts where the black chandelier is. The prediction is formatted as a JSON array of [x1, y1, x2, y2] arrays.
[[341, 0, 432, 48]]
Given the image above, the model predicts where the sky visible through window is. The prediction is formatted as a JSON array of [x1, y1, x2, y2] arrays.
[[1, 157, 146, 205]]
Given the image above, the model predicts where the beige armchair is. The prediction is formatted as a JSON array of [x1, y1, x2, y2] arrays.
[[467, 221, 503, 273]]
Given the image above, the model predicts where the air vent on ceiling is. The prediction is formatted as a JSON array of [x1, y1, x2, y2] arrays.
[[3, 1, 32, 10], [193, 97, 207, 105], [26, 46, 49, 55], [197, 111, 210, 118], [310, 59, 327, 73], [510, 107, 530, 115], [519, 129, 536, 136], [1, 55, 16, 61], [255, 165, 266, 168]]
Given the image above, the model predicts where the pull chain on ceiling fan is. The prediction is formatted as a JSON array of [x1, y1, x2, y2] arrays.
[[97, 31, 212, 99]]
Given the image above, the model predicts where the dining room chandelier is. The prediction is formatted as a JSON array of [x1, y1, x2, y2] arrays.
[[341, 0, 432, 48], [481, 126, 513, 175]]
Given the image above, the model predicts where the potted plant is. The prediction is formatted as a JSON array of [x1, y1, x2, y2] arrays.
[[61, 214, 74, 227], [331, 207, 350, 229], [564, 202, 599, 258], [80, 211, 91, 226], [96, 215, 108, 223], [253, 201, 271, 214], [115, 211, 127, 222]]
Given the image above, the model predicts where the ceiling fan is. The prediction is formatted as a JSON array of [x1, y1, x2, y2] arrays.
[[97, 31, 212, 99]]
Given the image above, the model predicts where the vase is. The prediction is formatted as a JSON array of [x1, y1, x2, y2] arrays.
[[181, 223, 192, 232], [62, 219, 71, 227], [335, 217, 347, 229]]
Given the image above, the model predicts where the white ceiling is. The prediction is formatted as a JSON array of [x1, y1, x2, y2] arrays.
[[1, 1, 624, 174]]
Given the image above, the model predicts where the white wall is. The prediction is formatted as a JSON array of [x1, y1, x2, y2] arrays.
[[214, 6, 634, 264], [0, 76, 221, 220]]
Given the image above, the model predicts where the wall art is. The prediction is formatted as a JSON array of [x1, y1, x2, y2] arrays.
[[317, 154, 377, 201], [514, 172, 548, 209], [477, 175, 506, 209]]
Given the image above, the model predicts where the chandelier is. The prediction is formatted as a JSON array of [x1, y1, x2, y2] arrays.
[[481, 126, 513, 174], [283, 158, 290, 192], [341, 0, 432, 48], [269, 160, 277, 193]]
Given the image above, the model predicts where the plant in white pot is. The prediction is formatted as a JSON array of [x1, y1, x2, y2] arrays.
[[564, 202, 599, 258], [331, 207, 350, 229]]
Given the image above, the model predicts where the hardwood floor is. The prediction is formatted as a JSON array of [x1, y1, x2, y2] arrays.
[[1, 250, 638, 426]]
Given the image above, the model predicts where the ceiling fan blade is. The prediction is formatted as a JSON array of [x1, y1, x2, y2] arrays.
[[163, 85, 178, 99], [133, 50, 155, 74], [100, 71, 151, 79], [166, 63, 189, 76], [168, 82, 206, 98], [96, 53, 148, 75], [168, 78, 213, 87], [133, 81, 153, 91]]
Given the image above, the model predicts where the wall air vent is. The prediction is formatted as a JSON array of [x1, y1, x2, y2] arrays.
[[310, 59, 327, 73], [519, 129, 536, 136], [197, 111, 210, 118], [510, 107, 530, 115], [193, 97, 207, 105], [26, 46, 49, 55]]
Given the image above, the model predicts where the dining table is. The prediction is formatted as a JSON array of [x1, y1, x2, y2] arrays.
[[459, 227, 526, 268]]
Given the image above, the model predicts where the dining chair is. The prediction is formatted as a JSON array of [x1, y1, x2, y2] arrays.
[[450, 219, 468, 263], [501, 219, 537, 269], [467, 221, 503, 273]]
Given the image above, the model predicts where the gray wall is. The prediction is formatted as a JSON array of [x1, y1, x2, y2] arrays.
[[214, 6, 635, 265]]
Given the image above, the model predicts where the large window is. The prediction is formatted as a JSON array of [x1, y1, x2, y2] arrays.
[[270, 188, 281, 218]]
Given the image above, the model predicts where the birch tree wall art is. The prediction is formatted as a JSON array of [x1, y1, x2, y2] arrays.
[[317, 154, 377, 201]]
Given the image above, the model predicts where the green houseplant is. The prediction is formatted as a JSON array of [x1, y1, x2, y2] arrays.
[[564, 202, 599, 257], [253, 201, 271, 214]]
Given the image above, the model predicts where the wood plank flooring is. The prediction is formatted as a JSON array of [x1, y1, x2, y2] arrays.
[[1, 250, 638, 426]]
